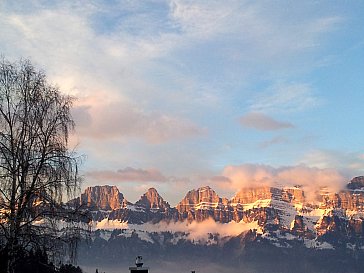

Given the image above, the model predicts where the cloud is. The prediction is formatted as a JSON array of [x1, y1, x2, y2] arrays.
[[222, 164, 276, 189], [301, 150, 364, 176], [95, 217, 258, 242], [86, 167, 167, 183], [84, 169, 193, 204], [169, 1, 341, 56], [240, 112, 294, 131], [72, 99, 205, 143], [250, 82, 320, 113], [221, 164, 347, 200], [169, 0, 236, 39], [195, 175, 232, 193], [0, 1, 347, 193]]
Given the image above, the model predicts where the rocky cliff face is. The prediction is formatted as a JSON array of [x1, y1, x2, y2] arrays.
[[176, 186, 227, 211], [231, 186, 305, 205], [72, 185, 127, 210], [177, 186, 242, 222], [135, 188, 170, 211], [63, 177, 364, 273], [70, 176, 364, 252], [321, 191, 364, 211], [231, 186, 275, 204], [72, 180, 364, 226], [173, 185, 305, 223]]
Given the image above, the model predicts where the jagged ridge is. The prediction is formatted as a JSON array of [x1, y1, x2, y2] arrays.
[[69, 176, 364, 250]]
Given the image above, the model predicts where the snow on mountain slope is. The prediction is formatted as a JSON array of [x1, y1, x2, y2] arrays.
[[69, 177, 364, 250]]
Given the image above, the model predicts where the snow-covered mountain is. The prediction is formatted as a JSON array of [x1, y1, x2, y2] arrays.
[[73, 177, 364, 272]]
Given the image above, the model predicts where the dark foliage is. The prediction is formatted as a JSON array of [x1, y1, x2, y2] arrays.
[[0, 248, 82, 273]]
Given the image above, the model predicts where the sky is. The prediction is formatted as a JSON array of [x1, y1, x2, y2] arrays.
[[1, 1, 364, 205]]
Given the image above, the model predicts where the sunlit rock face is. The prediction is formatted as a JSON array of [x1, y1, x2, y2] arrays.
[[176, 186, 222, 212], [70, 176, 364, 273], [171, 186, 305, 224], [77, 185, 127, 210], [69, 176, 364, 251], [321, 191, 364, 210], [135, 188, 170, 211], [176, 186, 230, 222], [230, 186, 305, 206], [281, 187, 305, 204], [230, 186, 275, 204]]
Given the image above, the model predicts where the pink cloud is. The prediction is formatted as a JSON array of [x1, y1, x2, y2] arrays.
[[222, 164, 347, 201], [240, 112, 294, 131], [72, 99, 205, 143], [86, 167, 167, 183]]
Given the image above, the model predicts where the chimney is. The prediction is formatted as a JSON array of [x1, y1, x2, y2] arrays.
[[129, 256, 149, 273]]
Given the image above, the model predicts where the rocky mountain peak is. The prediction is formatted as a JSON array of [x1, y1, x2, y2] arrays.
[[347, 176, 364, 190], [67, 176, 364, 230], [176, 186, 223, 213], [135, 187, 170, 210], [77, 185, 126, 210], [185, 186, 220, 203]]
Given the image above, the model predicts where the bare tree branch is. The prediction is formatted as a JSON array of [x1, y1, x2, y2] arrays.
[[0, 58, 89, 273]]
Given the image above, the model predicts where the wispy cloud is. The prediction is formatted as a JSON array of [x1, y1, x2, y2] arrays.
[[240, 112, 294, 131], [250, 82, 320, 113], [169, 1, 341, 55], [301, 149, 364, 176], [86, 167, 167, 183]]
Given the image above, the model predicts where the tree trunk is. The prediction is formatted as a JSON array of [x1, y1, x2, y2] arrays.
[[6, 238, 16, 273]]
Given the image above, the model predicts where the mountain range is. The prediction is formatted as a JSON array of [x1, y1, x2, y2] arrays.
[[73, 176, 364, 273]]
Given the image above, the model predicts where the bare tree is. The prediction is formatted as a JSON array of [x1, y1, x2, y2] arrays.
[[0, 58, 87, 273]]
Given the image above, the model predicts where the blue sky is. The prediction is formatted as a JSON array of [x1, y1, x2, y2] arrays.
[[1, 1, 364, 203]]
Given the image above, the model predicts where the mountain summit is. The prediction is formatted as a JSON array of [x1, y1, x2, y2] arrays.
[[71, 179, 364, 273], [135, 188, 170, 211], [71, 185, 127, 210]]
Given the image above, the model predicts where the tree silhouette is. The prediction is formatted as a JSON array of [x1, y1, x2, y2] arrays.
[[0, 58, 88, 273]]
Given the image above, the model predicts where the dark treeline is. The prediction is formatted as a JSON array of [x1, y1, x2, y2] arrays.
[[0, 247, 83, 273]]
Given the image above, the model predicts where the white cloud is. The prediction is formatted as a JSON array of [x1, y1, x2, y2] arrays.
[[301, 150, 364, 176], [95, 217, 258, 241]]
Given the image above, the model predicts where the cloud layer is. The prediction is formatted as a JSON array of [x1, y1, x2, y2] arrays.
[[1, 1, 361, 203], [95, 217, 258, 242], [221, 164, 347, 200]]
